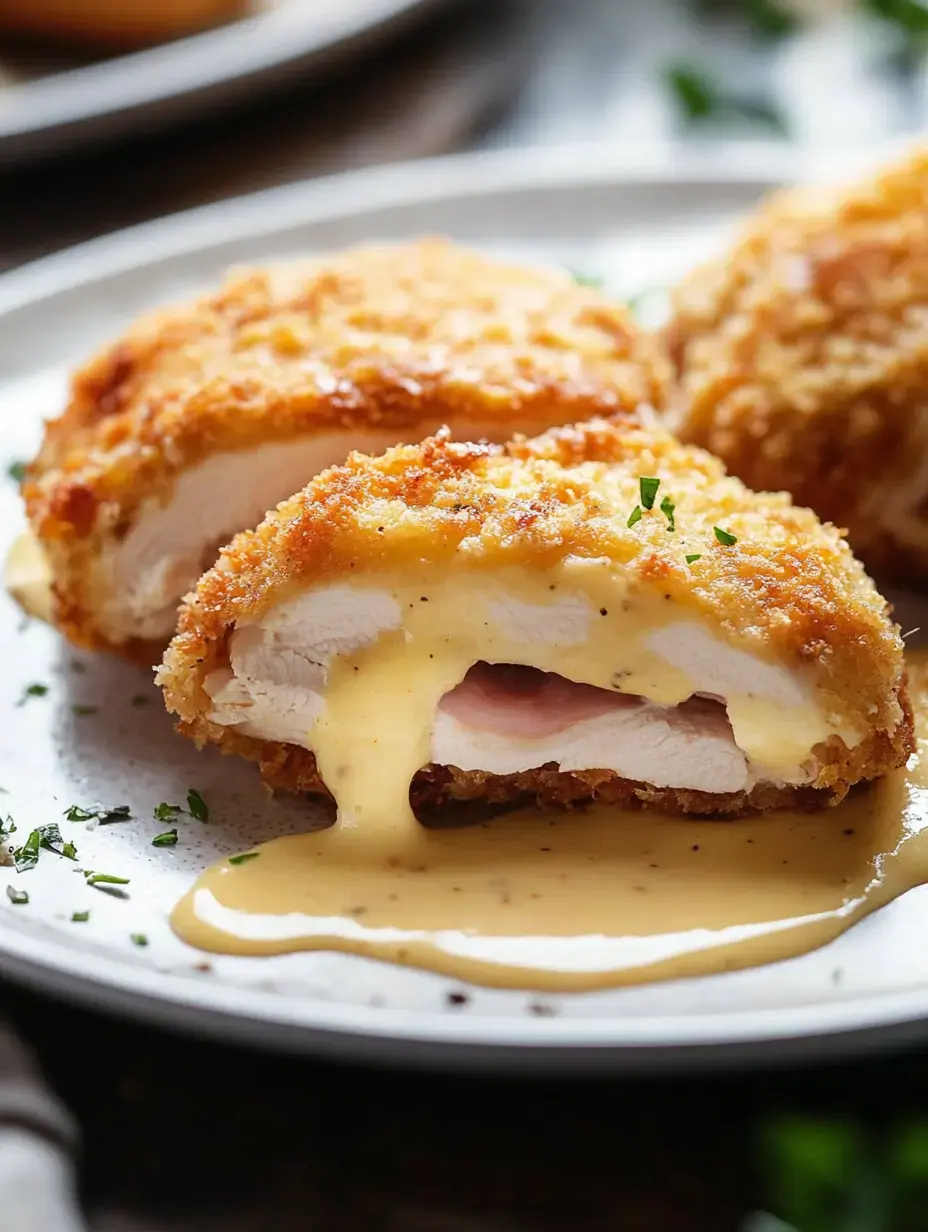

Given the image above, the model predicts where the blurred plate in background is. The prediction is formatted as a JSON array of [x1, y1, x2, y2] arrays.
[[0, 0, 442, 166]]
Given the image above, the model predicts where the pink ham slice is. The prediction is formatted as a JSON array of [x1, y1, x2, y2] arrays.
[[438, 662, 640, 739]]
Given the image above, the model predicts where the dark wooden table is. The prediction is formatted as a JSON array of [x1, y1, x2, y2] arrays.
[[4, 2, 928, 1228]]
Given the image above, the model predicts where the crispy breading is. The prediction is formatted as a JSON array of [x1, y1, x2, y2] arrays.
[[25, 238, 667, 656], [665, 146, 928, 580], [160, 413, 912, 811]]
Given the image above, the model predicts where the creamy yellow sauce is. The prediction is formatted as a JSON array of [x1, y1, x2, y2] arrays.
[[227, 566, 855, 846], [172, 649, 928, 992], [4, 530, 53, 624]]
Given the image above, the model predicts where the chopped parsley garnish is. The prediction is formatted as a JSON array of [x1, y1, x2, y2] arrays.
[[186, 789, 209, 823], [685, 553, 703, 564], [229, 852, 260, 866], [71, 910, 89, 923], [639, 476, 660, 510], [13, 824, 76, 871], [627, 505, 643, 528], [16, 683, 48, 707], [152, 829, 178, 847], [13, 829, 41, 871], [153, 802, 182, 822], [570, 269, 604, 288], [64, 803, 131, 825], [7, 460, 26, 484], [660, 494, 676, 532], [131, 694, 151, 708], [714, 526, 738, 546], [130, 933, 148, 947], [85, 872, 130, 888], [6, 885, 28, 905], [71, 704, 98, 717], [0, 815, 15, 842]]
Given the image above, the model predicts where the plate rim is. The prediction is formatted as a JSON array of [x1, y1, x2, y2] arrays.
[[0, 0, 438, 152], [4, 139, 927, 1066]]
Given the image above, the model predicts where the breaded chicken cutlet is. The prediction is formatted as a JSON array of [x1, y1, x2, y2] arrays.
[[159, 413, 912, 824], [666, 146, 928, 583], [24, 239, 667, 659]]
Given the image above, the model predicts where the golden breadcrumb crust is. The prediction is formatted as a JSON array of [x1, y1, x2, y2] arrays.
[[160, 414, 913, 807], [24, 238, 667, 654], [665, 146, 928, 581]]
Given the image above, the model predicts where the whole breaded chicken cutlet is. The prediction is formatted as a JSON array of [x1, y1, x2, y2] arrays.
[[23, 239, 668, 659], [159, 413, 913, 824], [666, 146, 928, 583]]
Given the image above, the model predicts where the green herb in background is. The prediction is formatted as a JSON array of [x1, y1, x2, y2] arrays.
[[7, 460, 26, 484], [228, 852, 260, 866], [862, 0, 928, 36], [740, 0, 799, 37], [665, 62, 789, 134], [0, 815, 15, 843], [570, 269, 604, 288], [153, 802, 182, 821], [756, 1117, 928, 1232], [71, 704, 98, 717], [130, 933, 148, 947]]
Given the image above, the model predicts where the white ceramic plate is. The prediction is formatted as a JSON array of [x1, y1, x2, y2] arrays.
[[0, 0, 438, 165], [2, 143, 928, 1071]]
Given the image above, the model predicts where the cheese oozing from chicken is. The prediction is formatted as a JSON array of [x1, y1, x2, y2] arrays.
[[203, 563, 860, 841]]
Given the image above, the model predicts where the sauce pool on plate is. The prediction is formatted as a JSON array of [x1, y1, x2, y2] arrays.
[[171, 652, 928, 992]]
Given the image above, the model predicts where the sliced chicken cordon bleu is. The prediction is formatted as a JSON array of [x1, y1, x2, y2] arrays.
[[159, 414, 913, 824], [23, 239, 667, 659], [665, 145, 928, 582]]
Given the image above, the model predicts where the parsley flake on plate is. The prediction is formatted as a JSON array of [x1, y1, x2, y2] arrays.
[[16, 683, 48, 707], [71, 910, 89, 923], [186, 789, 209, 823], [84, 872, 130, 889], [152, 829, 178, 848], [5, 885, 28, 905], [13, 824, 76, 871], [64, 803, 131, 825], [229, 852, 260, 866], [714, 526, 738, 546]]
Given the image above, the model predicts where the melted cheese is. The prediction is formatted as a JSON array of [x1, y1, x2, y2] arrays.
[[4, 530, 53, 624], [211, 564, 858, 848]]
